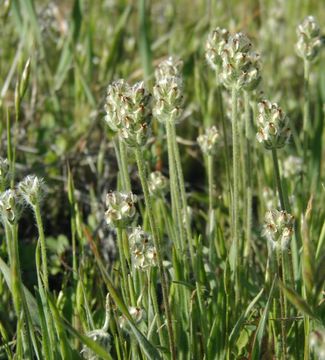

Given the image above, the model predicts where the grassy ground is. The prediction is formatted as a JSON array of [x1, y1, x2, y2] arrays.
[[0, 0, 325, 359]]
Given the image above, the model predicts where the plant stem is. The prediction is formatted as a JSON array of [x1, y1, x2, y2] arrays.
[[303, 59, 310, 164], [165, 120, 186, 253], [168, 120, 195, 270], [207, 154, 215, 237], [117, 227, 130, 304], [271, 148, 285, 211], [231, 86, 240, 301], [119, 139, 131, 192], [244, 91, 252, 259], [34, 201, 49, 290], [134, 145, 176, 360]]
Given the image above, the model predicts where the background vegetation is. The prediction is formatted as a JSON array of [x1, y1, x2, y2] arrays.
[[0, 0, 325, 359]]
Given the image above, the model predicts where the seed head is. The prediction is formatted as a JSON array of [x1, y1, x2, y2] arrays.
[[105, 191, 137, 228], [119, 306, 144, 330], [0, 189, 22, 225], [105, 80, 152, 147], [81, 329, 111, 359], [310, 328, 325, 360], [296, 16, 324, 61], [18, 175, 45, 207], [263, 209, 294, 251], [148, 171, 169, 198], [219, 32, 261, 91], [256, 100, 291, 149], [197, 126, 220, 156], [129, 226, 157, 270], [153, 57, 183, 123], [205, 27, 229, 71]]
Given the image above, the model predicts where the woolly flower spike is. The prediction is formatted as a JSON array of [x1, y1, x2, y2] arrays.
[[105, 80, 152, 147], [283, 155, 303, 178], [153, 57, 183, 123], [219, 32, 261, 91], [263, 209, 294, 251], [81, 294, 112, 360], [310, 328, 325, 360], [129, 226, 157, 270], [148, 171, 169, 198], [0, 189, 22, 225], [296, 16, 323, 61], [256, 100, 291, 149], [105, 191, 137, 228], [205, 27, 229, 71], [197, 126, 220, 156], [119, 306, 144, 330], [18, 175, 45, 207], [0, 157, 10, 190]]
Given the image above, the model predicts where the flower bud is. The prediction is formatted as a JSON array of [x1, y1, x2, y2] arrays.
[[105, 191, 137, 228], [197, 126, 220, 156], [0, 189, 22, 225], [18, 175, 45, 207], [263, 209, 294, 251], [119, 306, 144, 329], [153, 57, 183, 123], [256, 100, 291, 149], [148, 171, 169, 198], [296, 16, 324, 61], [205, 27, 229, 71], [129, 226, 157, 270]]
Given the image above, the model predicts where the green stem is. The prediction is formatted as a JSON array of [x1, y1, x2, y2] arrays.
[[165, 121, 186, 253], [276, 248, 288, 360], [117, 227, 130, 304], [271, 148, 285, 211], [207, 154, 215, 237], [303, 60, 310, 163], [244, 91, 252, 259], [231, 86, 240, 301], [168, 121, 195, 270], [134, 145, 176, 360], [119, 139, 131, 192], [34, 201, 49, 291]]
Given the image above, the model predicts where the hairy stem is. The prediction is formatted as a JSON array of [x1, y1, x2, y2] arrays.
[[134, 145, 176, 360]]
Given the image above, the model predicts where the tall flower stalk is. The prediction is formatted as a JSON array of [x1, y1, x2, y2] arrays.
[[153, 57, 194, 270], [104, 79, 176, 359]]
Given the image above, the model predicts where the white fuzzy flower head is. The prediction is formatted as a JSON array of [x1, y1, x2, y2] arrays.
[[148, 171, 169, 198], [129, 226, 157, 270], [256, 100, 291, 149], [283, 156, 303, 178], [80, 329, 111, 360], [310, 328, 325, 360], [219, 32, 261, 91], [119, 306, 144, 330], [0, 158, 10, 190], [0, 189, 22, 225], [197, 126, 220, 156], [18, 175, 45, 207], [263, 209, 294, 251], [153, 57, 183, 123], [104, 80, 152, 147], [205, 27, 229, 71], [105, 191, 137, 229], [296, 16, 324, 61]]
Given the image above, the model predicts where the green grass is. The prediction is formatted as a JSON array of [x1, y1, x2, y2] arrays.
[[0, 0, 325, 359]]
